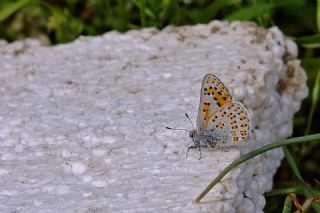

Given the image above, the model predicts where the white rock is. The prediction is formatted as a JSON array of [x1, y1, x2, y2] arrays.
[[62, 162, 72, 175], [14, 144, 24, 153], [92, 149, 106, 157], [55, 185, 70, 195], [238, 198, 255, 213], [82, 191, 93, 198], [102, 136, 117, 144], [104, 158, 112, 164], [1, 153, 15, 160], [61, 149, 72, 158], [82, 175, 92, 183], [0, 168, 9, 176], [0, 21, 307, 212], [71, 162, 86, 176], [91, 180, 106, 188]]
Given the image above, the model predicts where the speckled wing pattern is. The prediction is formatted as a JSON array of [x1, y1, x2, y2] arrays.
[[196, 74, 250, 143], [207, 102, 250, 143], [196, 74, 232, 130]]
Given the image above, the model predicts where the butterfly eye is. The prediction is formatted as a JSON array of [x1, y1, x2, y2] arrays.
[[189, 130, 196, 139], [189, 131, 194, 138]]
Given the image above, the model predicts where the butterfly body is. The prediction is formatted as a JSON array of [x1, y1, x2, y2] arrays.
[[189, 128, 228, 147], [187, 74, 250, 159]]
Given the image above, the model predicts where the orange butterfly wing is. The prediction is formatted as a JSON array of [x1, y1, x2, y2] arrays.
[[196, 74, 232, 131]]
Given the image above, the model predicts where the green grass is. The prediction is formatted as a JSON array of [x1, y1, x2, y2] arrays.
[[0, 0, 320, 212], [195, 134, 320, 205]]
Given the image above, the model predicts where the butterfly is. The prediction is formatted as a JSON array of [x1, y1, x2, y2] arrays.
[[186, 74, 250, 159]]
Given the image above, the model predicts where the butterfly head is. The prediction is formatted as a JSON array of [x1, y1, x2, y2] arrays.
[[189, 129, 197, 141]]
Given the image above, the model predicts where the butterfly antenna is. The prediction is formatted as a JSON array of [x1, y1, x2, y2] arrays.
[[185, 113, 195, 130], [165, 127, 191, 131]]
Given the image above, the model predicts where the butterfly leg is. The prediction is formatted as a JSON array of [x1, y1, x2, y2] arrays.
[[186, 145, 196, 159], [198, 146, 202, 160], [205, 138, 216, 148], [197, 144, 212, 160], [186, 141, 201, 159]]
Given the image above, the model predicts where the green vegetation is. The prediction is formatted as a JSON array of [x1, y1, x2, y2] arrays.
[[0, 0, 319, 212], [195, 134, 320, 206]]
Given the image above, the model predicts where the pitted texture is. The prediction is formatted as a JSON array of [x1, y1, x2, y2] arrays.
[[0, 21, 307, 213]]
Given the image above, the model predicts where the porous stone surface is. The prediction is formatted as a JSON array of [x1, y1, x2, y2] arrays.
[[0, 21, 307, 212]]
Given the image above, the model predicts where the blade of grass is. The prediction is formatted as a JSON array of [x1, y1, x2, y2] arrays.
[[312, 203, 320, 212], [301, 44, 320, 48], [132, 0, 147, 27], [301, 198, 315, 212], [250, 0, 263, 26], [194, 133, 320, 203], [196, 0, 241, 22], [282, 194, 293, 213], [267, 186, 320, 197], [224, 3, 273, 21], [305, 70, 320, 135], [301, 58, 320, 68], [283, 146, 305, 184], [0, 0, 35, 22], [317, 0, 320, 32], [269, 188, 320, 212], [266, 186, 305, 196], [281, 146, 320, 211], [290, 193, 302, 212], [303, 71, 320, 213], [224, 1, 304, 21], [295, 34, 320, 46]]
